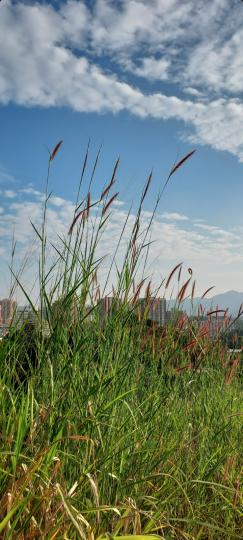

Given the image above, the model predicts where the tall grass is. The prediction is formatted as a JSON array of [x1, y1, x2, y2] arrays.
[[0, 143, 242, 539]]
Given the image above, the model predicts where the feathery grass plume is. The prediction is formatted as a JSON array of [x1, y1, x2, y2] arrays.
[[201, 285, 215, 298], [102, 192, 119, 216], [132, 278, 146, 305], [88, 144, 102, 192], [101, 157, 119, 199], [191, 279, 196, 300], [165, 262, 183, 289], [87, 190, 91, 213], [145, 280, 152, 300], [237, 302, 243, 317], [141, 170, 153, 205], [79, 140, 90, 187], [226, 357, 240, 385], [110, 156, 120, 183], [159, 150, 196, 200], [49, 140, 63, 162], [207, 309, 227, 317], [83, 191, 91, 222], [68, 208, 86, 235], [68, 198, 99, 234], [131, 218, 140, 248], [101, 178, 115, 200], [168, 149, 196, 179], [177, 278, 191, 303]]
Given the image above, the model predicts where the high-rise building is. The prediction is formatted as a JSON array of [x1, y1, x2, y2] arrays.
[[138, 297, 166, 326], [0, 298, 17, 326], [14, 306, 36, 329], [98, 296, 115, 321], [14, 305, 50, 337]]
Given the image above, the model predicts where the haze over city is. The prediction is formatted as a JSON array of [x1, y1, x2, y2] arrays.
[[1, 0, 243, 298]]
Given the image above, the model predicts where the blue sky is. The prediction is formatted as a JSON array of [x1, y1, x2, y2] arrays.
[[1, 0, 243, 300]]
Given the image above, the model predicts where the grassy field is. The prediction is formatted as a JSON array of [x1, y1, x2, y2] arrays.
[[0, 144, 242, 539]]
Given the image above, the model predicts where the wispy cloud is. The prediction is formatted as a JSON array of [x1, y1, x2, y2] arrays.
[[0, 166, 16, 184], [161, 212, 189, 221], [0, 185, 243, 298], [3, 189, 16, 199]]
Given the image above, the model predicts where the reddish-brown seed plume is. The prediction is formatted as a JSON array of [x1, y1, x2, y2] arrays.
[[132, 278, 146, 305], [207, 309, 227, 317], [168, 150, 196, 179], [201, 286, 215, 299], [111, 157, 120, 183], [50, 140, 63, 161], [145, 280, 152, 300], [226, 358, 240, 385], [102, 192, 119, 216], [177, 277, 191, 303], [165, 262, 183, 289], [191, 280, 196, 300], [85, 192, 91, 220], [237, 302, 243, 317], [68, 209, 85, 235], [141, 170, 153, 204], [101, 179, 115, 200]]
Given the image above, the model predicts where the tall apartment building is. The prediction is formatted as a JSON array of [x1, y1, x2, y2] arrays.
[[138, 297, 167, 326], [0, 298, 17, 326], [14, 306, 50, 337], [14, 306, 36, 329], [98, 296, 115, 321], [98, 296, 168, 326]]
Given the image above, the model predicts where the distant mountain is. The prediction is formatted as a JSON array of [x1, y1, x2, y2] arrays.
[[169, 290, 243, 317]]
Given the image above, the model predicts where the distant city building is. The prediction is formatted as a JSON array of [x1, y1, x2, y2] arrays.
[[14, 306, 36, 329], [197, 316, 229, 338], [98, 296, 115, 322], [96, 296, 187, 328], [138, 297, 167, 326], [14, 305, 50, 337], [166, 308, 184, 324], [0, 298, 17, 326]]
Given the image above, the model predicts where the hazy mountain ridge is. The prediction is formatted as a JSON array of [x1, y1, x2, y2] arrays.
[[169, 290, 243, 316]]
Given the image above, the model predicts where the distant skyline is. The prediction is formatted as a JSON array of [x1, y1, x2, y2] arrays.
[[1, 1, 243, 299]]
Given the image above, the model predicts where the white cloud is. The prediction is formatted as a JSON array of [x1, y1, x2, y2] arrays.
[[3, 190, 16, 198], [1, 0, 243, 162], [161, 212, 188, 221], [185, 28, 243, 95], [1, 185, 243, 298], [184, 87, 205, 98], [0, 167, 16, 184], [129, 56, 169, 81]]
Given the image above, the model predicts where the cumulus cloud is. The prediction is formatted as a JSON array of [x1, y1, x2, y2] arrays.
[[1, 0, 243, 161], [131, 57, 169, 81]]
